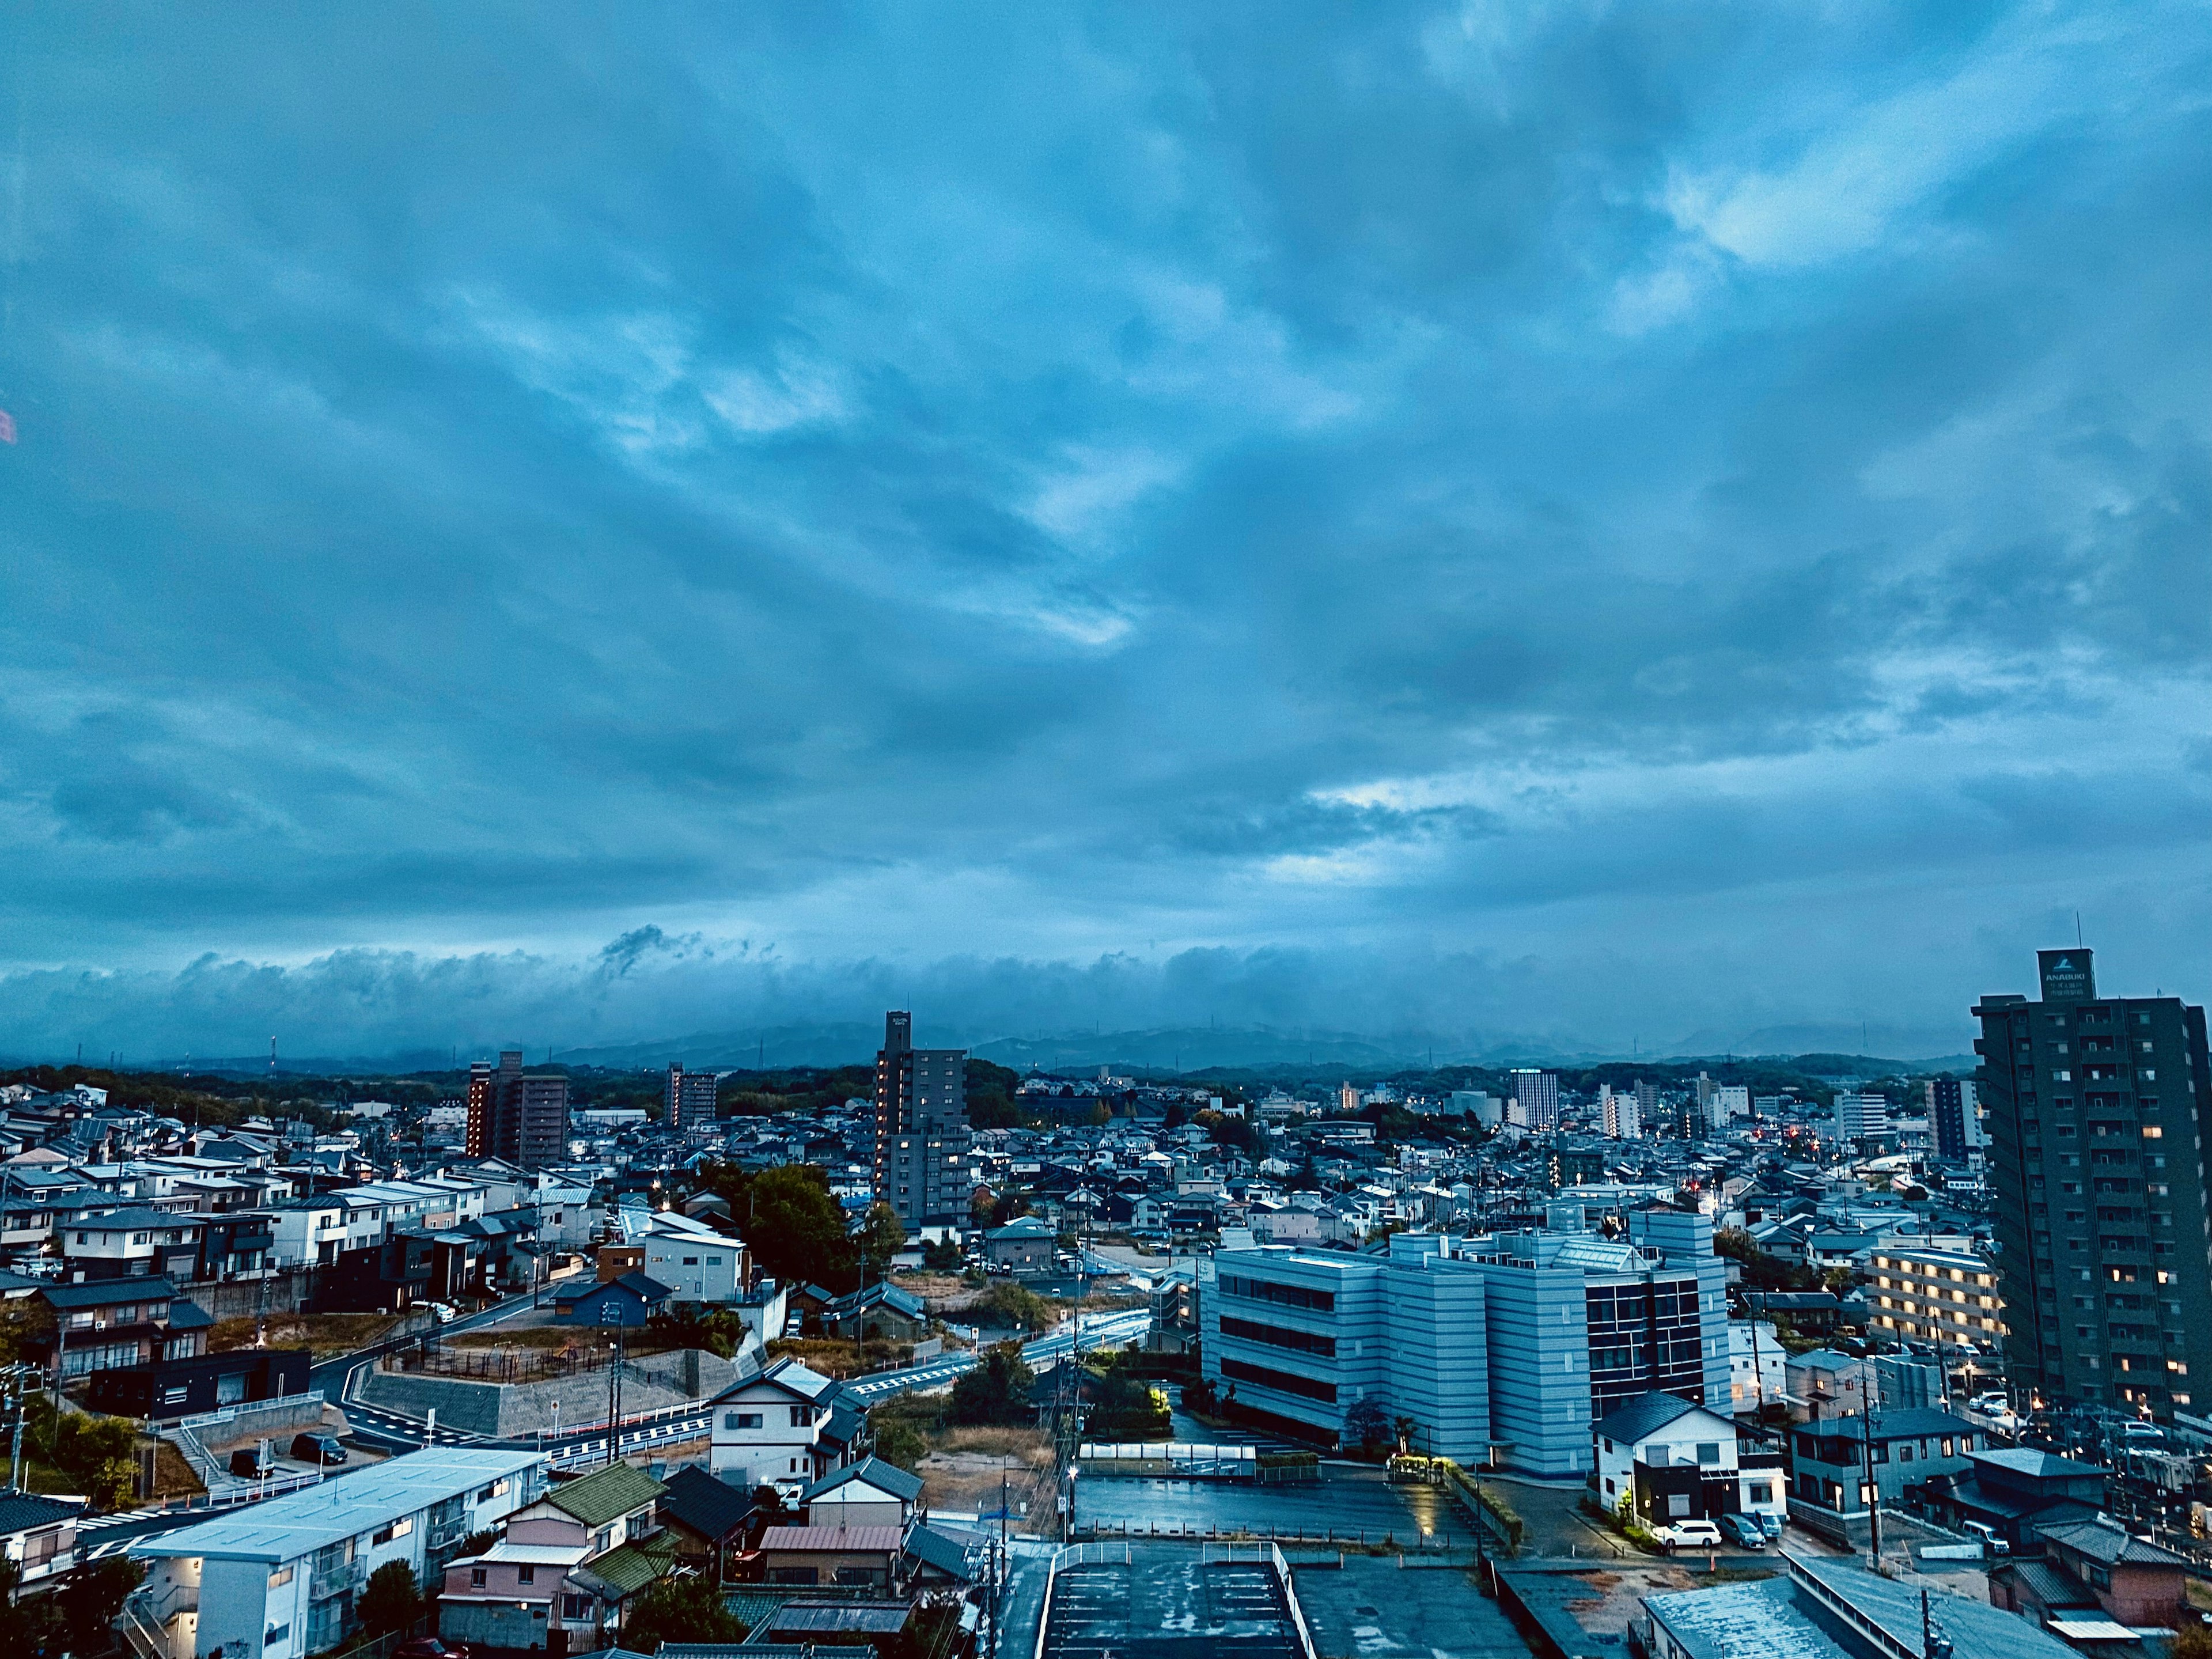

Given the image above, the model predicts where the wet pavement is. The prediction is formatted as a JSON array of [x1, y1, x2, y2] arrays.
[[1072, 1465, 1477, 1547]]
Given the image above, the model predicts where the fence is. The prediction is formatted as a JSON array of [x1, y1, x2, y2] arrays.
[[1200, 1542, 1317, 1659], [1078, 1441, 1257, 1464]]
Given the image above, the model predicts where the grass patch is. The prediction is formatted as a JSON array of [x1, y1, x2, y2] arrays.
[[767, 1336, 912, 1377], [209, 1313, 406, 1360]]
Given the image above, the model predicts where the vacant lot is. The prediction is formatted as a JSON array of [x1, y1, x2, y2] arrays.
[[209, 1313, 407, 1359], [915, 1425, 1054, 1522]]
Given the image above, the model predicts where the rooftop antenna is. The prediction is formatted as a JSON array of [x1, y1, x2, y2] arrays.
[[2075, 911, 2084, 948], [270, 1036, 277, 1074]]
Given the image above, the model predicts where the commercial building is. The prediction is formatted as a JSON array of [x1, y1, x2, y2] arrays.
[[1975, 948, 2212, 1417], [665, 1063, 720, 1133], [871, 1012, 972, 1236], [122, 1447, 543, 1659], [1866, 1245, 2004, 1351], [1832, 1092, 1889, 1143], [1200, 1207, 1729, 1477]]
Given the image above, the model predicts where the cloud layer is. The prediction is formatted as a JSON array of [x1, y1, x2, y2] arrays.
[[0, 2, 2205, 1060]]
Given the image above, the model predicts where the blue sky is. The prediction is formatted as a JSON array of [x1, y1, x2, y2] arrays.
[[1, 3, 2205, 1063]]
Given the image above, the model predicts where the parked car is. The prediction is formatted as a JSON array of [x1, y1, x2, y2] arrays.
[[1963, 1521, 2010, 1557], [1968, 1392, 2010, 1415], [395, 1641, 468, 1659], [229, 1445, 274, 1478], [1719, 1514, 1766, 1549], [1758, 1510, 1784, 1539], [291, 1432, 348, 1466], [1653, 1520, 1725, 1552], [430, 1302, 459, 1324]]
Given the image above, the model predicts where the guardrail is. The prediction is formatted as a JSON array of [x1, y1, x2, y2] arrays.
[[1034, 1541, 1130, 1659], [1202, 1543, 1316, 1659]]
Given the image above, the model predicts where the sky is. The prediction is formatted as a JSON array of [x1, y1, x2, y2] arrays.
[[1, 3, 2206, 1066]]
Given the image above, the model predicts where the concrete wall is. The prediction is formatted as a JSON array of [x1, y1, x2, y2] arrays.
[[1383, 1251, 1491, 1461], [360, 1349, 736, 1437], [1477, 1263, 1593, 1478]]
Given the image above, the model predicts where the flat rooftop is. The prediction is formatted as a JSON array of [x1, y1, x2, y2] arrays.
[[1042, 1543, 1302, 1659], [132, 1447, 540, 1564]]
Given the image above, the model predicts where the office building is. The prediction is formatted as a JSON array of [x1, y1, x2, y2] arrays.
[[1202, 1207, 1729, 1477], [665, 1062, 719, 1132], [123, 1447, 543, 1659], [1510, 1069, 1559, 1131], [1866, 1245, 2004, 1351], [1832, 1090, 1888, 1143], [1929, 1076, 1984, 1161], [1975, 948, 2212, 1417], [872, 1012, 973, 1236]]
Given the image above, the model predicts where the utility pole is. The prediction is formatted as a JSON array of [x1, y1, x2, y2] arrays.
[[1859, 1379, 1883, 1567]]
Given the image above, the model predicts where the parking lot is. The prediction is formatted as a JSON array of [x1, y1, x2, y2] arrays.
[[1290, 1555, 1529, 1659], [1073, 1465, 1477, 1547]]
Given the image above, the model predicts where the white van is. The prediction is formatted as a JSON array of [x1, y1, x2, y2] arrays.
[[1964, 1521, 2010, 1556]]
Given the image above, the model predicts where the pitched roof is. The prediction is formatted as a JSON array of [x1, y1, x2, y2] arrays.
[[165, 1300, 215, 1331], [584, 1537, 677, 1599], [2037, 1516, 2191, 1567], [657, 1466, 755, 1541], [1594, 1391, 1730, 1445], [759, 1524, 903, 1553], [801, 1457, 922, 1505], [43, 1277, 179, 1309], [547, 1461, 666, 1528], [903, 1522, 979, 1579], [0, 1493, 82, 1535], [1971, 1448, 2103, 1479]]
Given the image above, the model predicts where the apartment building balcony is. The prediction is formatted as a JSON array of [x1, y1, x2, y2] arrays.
[[311, 1559, 366, 1601]]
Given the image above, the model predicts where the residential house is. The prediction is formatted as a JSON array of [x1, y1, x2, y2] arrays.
[[707, 1358, 850, 1489], [1991, 1516, 2194, 1633], [58, 1208, 204, 1283], [1785, 1406, 1982, 1547], [819, 1283, 927, 1344], [800, 1459, 921, 1530], [655, 1465, 756, 1581], [982, 1217, 1054, 1275], [1922, 1448, 2107, 1553], [88, 1345, 310, 1419], [554, 1272, 673, 1328], [442, 1463, 674, 1654], [0, 1493, 83, 1586], [1591, 1391, 1786, 1530], [35, 1278, 209, 1380]]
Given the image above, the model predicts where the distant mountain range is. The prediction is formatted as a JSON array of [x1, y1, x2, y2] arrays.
[[135, 1020, 1977, 1081]]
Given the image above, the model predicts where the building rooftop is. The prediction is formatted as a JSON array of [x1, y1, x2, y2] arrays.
[[544, 1461, 666, 1528], [759, 1525, 903, 1552], [130, 1447, 540, 1563], [1596, 1391, 1732, 1445], [2037, 1516, 2191, 1568]]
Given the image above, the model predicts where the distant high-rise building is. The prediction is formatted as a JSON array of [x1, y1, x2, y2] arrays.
[[666, 1063, 719, 1132], [1634, 1080, 1660, 1131], [1714, 1085, 1749, 1126], [1600, 1086, 1641, 1140], [468, 1050, 569, 1166], [1510, 1069, 1559, 1131], [1927, 1077, 1983, 1161], [1832, 1091, 1888, 1143], [1977, 949, 2212, 1417], [873, 1012, 974, 1234], [1338, 1082, 1360, 1115], [465, 1059, 494, 1158]]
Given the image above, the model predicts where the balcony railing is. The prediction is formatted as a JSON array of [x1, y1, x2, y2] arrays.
[[310, 1560, 366, 1601]]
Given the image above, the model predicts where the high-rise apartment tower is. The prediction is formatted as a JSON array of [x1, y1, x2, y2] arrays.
[[666, 1063, 719, 1132], [872, 1012, 974, 1234], [465, 1050, 570, 1168], [1976, 949, 2211, 1418]]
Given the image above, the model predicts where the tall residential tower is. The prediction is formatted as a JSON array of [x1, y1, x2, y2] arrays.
[[872, 1012, 974, 1236], [1976, 949, 2211, 1418]]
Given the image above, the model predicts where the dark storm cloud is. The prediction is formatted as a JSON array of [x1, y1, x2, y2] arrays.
[[0, 1, 2204, 1057]]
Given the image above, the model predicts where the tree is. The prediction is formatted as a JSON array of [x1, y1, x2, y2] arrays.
[[966, 1059, 1024, 1130], [1342, 1396, 1389, 1457], [858, 1202, 909, 1278], [1084, 1363, 1169, 1442], [949, 1343, 1035, 1427], [2168, 1622, 2212, 1659], [870, 1406, 930, 1472], [358, 1562, 420, 1638], [56, 1556, 137, 1655], [621, 1575, 748, 1652], [743, 1165, 857, 1289], [29, 1398, 136, 1509], [1181, 1376, 1218, 1416], [0, 1300, 54, 1368], [980, 1281, 1057, 1334], [921, 1236, 964, 1271]]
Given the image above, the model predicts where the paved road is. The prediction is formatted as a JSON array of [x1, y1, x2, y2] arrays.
[[334, 1301, 1156, 1458]]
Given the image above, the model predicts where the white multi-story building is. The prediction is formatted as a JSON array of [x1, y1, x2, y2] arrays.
[[1601, 1087, 1642, 1140], [1832, 1092, 1888, 1143], [122, 1448, 543, 1659], [1727, 1319, 1787, 1412], [619, 1209, 743, 1304]]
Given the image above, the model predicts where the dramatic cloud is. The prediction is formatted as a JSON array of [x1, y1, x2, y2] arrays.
[[0, 3, 2205, 1062]]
